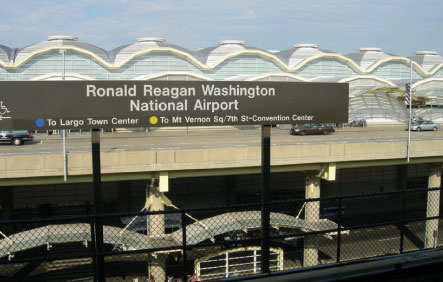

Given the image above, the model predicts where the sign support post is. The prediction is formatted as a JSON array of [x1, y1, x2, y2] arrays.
[[92, 129, 105, 282], [261, 124, 271, 273]]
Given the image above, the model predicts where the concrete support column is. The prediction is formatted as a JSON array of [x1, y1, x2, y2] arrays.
[[397, 165, 408, 191], [425, 166, 441, 249], [226, 175, 237, 204], [304, 175, 320, 267], [1, 187, 13, 233], [117, 181, 130, 213], [1, 187, 12, 220], [148, 183, 166, 282], [148, 254, 166, 282], [148, 185, 165, 235]]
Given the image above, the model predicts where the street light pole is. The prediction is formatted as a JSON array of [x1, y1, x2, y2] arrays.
[[60, 49, 68, 181], [407, 60, 413, 163]]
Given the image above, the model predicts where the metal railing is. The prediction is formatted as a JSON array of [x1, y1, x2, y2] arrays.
[[0, 187, 441, 281]]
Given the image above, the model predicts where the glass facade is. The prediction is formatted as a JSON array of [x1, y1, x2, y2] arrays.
[[0, 38, 442, 122]]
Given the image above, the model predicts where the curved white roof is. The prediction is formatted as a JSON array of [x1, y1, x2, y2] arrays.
[[276, 44, 330, 67], [409, 51, 443, 72], [0, 44, 12, 63], [14, 36, 110, 64], [0, 37, 442, 78], [195, 40, 270, 66], [345, 47, 393, 70], [110, 37, 195, 65]]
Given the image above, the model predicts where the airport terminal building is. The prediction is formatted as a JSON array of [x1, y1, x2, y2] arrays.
[[0, 37, 443, 281], [1, 35, 443, 123]]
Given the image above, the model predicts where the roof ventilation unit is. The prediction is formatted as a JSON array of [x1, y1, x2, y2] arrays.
[[415, 51, 438, 56], [293, 44, 318, 49], [47, 35, 78, 41], [219, 40, 246, 46], [137, 37, 166, 43], [358, 48, 382, 52]]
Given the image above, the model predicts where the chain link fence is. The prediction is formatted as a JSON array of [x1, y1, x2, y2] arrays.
[[0, 187, 441, 281]]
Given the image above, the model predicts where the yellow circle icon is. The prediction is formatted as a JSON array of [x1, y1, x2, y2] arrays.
[[149, 116, 158, 125]]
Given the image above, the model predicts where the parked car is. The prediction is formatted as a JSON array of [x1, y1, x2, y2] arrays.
[[406, 120, 440, 132], [289, 124, 335, 136], [349, 118, 367, 127], [0, 130, 34, 145]]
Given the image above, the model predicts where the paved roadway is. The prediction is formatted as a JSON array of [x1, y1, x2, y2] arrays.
[[282, 220, 443, 267], [1, 125, 443, 156], [320, 221, 443, 261]]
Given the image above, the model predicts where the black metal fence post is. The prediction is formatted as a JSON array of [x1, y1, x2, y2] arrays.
[[336, 197, 342, 262], [92, 129, 105, 282], [90, 216, 97, 282], [400, 189, 405, 253], [181, 209, 188, 282], [261, 125, 271, 274]]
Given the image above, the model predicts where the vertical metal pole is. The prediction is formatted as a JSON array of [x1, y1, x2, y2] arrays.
[[261, 125, 271, 273], [146, 181, 150, 235], [225, 253, 229, 277], [61, 50, 66, 80], [400, 190, 405, 253], [336, 197, 342, 262], [62, 129, 67, 181], [254, 250, 257, 273], [90, 217, 97, 282], [60, 49, 68, 181], [92, 129, 105, 282], [407, 60, 412, 162], [181, 209, 188, 282]]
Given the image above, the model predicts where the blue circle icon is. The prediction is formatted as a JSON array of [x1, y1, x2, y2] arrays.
[[35, 118, 45, 127]]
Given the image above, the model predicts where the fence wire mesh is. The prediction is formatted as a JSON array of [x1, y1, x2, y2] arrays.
[[0, 187, 441, 281]]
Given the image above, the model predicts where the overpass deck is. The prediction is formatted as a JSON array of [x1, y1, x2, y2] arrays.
[[0, 125, 443, 185]]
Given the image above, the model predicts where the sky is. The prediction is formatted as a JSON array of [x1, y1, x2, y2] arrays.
[[0, 0, 442, 56]]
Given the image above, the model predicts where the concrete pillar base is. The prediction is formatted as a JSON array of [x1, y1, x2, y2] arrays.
[[303, 235, 319, 267], [149, 185, 165, 236], [303, 175, 321, 267], [148, 254, 166, 282], [148, 181, 166, 281]]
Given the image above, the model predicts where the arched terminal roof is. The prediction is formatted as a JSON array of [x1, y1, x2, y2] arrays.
[[14, 35, 111, 64], [0, 44, 12, 63], [195, 40, 271, 66], [110, 37, 195, 65], [409, 51, 443, 72], [346, 48, 393, 70], [276, 44, 332, 67], [0, 36, 442, 78]]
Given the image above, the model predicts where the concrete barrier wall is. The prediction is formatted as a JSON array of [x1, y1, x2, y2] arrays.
[[1, 139, 442, 180]]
